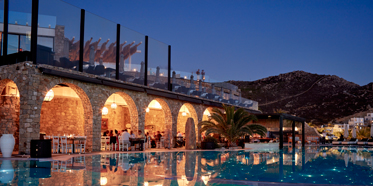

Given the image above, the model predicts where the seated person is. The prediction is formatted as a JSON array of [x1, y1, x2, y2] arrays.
[[120, 129, 131, 147], [130, 131, 136, 139]]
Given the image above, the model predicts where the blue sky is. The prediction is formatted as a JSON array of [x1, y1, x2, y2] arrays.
[[60, 0, 372, 85]]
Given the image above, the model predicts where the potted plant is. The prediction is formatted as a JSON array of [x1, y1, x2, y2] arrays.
[[0, 96, 17, 158], [201, 136, 219, 149], [198, 104, 267, 149]]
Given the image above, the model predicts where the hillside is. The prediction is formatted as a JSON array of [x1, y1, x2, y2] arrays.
[[229, 71, 373, 125]]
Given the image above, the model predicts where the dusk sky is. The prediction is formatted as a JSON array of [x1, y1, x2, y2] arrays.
[[63, 0, 373, 85]]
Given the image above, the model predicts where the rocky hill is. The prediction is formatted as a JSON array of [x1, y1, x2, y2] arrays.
[[229, 71, 373, 125]]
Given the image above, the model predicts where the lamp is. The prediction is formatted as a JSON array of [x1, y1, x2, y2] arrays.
[[102, 107, 108, 116], [111, 94, 117, 109], [146, 107, 150, 113], [100, 177, 107, 185], [44, 89, 54, 102]]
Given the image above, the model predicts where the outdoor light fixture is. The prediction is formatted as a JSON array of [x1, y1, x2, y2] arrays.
[[146, 107, 150, 113], [180, 105, 189, 116], [144, 182, 149, 186], [111, 94, 117, 109], [102, 107, 108, 116], [44, 89, 54, 102], [100, 177, 107, 185], [133, 69, 136, 72]]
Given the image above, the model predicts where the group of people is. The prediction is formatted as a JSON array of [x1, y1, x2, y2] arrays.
[[102, 129, 143, 149]]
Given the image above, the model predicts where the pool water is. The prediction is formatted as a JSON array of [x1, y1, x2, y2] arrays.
[[1, 146, 373, 185]]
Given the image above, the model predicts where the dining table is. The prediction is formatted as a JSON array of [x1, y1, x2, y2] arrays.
[[130, 138, 145, 151]]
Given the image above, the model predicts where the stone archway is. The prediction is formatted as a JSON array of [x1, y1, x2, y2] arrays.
[[202, 107, 214, 121], [0, 79, 20, 152], [100, 92, 138, 135], [39, 83, 93, 151], [144, 98, 172, 147], [177, 103, 199, 142]]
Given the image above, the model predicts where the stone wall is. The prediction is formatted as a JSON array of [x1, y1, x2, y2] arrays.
[[40, 97, 85, 136], [145, 109, 165, 133], [101, 105, 130, 133], [0, 62, 246, 153], [0, 96, 20, 151]]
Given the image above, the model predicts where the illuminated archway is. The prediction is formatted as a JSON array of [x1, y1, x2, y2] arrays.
[[144, 98, 172, 144], [0, 79, 20, 152], [101, 92, 138, 136], [177, 103, 199, 142], [40, 83, 93, 148]]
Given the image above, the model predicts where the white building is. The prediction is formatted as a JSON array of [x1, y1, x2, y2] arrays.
[[333, 124, 346, 133], [348, 117, 365, 127], [364, 113, 373, 125]]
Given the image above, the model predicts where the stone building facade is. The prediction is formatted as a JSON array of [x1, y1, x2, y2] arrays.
[[0, 62, 234, 154]]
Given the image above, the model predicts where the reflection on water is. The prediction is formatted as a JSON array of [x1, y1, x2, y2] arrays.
[[2, 146, 373, 185]]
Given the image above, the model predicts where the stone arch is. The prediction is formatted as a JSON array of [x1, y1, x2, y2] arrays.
[[202, 107, 214, 121], [0, 79, 20, 152], [144, 98, 172, 147], [40, 82, 93, 151], [101, 92, 138, 134], [177, 103, 199, 142]]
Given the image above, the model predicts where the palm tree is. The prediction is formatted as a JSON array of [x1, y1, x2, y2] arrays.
[[198, 105, 267, 147]]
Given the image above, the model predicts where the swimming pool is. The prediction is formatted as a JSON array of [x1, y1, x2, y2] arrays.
[[0, 146, 373, 185]]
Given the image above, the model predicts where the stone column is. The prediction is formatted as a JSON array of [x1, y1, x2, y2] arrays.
[[172, 71, 176, 91], [119, 54, 125, 73], [155, 66, 160, 83], [190, 75, 195, 90], [198, 80, 202, 92], [212, 84, 216, 94], [89, 46, 95, 66], [140, 61, 145, 80]]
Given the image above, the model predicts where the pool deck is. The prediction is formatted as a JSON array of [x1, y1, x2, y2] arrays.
[[0, 143, 360, 162]]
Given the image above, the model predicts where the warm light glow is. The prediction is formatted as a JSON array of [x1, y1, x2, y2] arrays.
[[133, 69, 137, 72], [203, 109, 211, 117], [102, 107, 108, 116], [160, 73, 164, 76], [144, 182, 149, 186], [100, 177, 107, 185], [146, 107, 150, 113], [44, 89, 54, 102], [201, 175, 210, 185], [180, 105, 190, 116], [295, 127, 298, 131], [148, 100, 162, 109], [184, 76, 187, 79], [111, 102, 117, 109]]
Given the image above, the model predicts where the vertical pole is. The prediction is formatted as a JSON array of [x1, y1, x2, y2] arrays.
[[116, 24, 120, 79], [302, 121, 305, 147], [292, 120, 295, 148], [3, 0, 9, 57], [30, 0, 39, 64], [168, 45, 171, 91], [79, 9, 85, 72], [144, 35, 148, 86], [279, 150, 283, 179], [279, 115, 283, 149], [292, 147, 295, 172]]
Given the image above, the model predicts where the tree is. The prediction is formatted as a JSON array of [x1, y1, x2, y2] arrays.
[[198, 105, 267, 147]]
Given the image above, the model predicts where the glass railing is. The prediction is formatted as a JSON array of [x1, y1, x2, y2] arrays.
[[0, 2, 3, 56], [5, 0, 31, 56], [1, 0, 259, 111], [118, 26, 145, 86], [83, 12, 116, 77], [37, 0, 81, 70], [148, 37, 168, 90]]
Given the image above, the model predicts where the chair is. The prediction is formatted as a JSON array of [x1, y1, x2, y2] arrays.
[[118, 137, 129, 151], [52, 161, 59, 172], [160, 137, 165, 148], [311, 137, 319, 144], [75, 136, 87, 154], [60, 136, 73, 154], [52, 136, 60, 153], [101, 137, 110, 151]]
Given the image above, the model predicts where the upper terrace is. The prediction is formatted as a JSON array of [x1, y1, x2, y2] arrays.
[[0, 0, 258, 110]]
